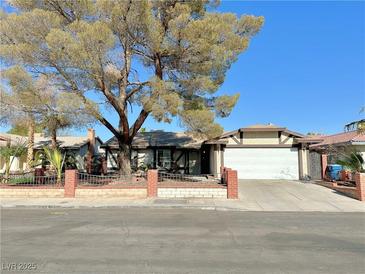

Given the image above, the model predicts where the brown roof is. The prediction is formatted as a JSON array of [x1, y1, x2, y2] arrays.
[[310, 131, 365, 148], [297, 134, 326, 144], [103, 131, 204, 149]]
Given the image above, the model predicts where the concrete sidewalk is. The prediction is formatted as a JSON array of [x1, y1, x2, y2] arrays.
[[1, 181, 365, 212], [1, 195, 364, 212]]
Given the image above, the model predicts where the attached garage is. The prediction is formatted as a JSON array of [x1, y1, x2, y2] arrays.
[[207, 124, 308, 180], [224, 147, 299, 179]]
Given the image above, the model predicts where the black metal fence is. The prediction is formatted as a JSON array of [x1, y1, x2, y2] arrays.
[[78, 172, 146, 187], [0, 172, 64, 187]]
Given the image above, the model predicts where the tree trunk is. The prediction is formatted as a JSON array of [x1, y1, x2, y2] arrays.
[[51, 128, 57, 149], [26, 118, 35, 170], [117, 141, 131, 175]]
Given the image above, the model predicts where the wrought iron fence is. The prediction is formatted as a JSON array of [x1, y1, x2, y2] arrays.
[[78, 172, 146, 187], [0, 172, 64, 187], [158, 172, 221, 185]]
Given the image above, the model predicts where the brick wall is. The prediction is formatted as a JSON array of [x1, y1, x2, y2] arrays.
[[316, 181, 358, 200], [1, 168, 238, 200], [158, 187, 227, 198], [75, 188, 146, 198], [317, 172, 365, 202], [0, 188, 64, 198]]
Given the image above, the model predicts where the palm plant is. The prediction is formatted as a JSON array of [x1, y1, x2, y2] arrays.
[[42, 147, 65, 185], [336, 152, 364, 173]]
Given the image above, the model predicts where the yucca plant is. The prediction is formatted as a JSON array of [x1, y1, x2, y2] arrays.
[[336, 152, 364, 173], [43, 147, 65, 185]]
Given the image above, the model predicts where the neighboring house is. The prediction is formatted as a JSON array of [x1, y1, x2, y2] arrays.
[[103, 124, 312, 180], [0, 134, 27, 172], [309, 130, 365, 169], [0, 129, 103, 173]]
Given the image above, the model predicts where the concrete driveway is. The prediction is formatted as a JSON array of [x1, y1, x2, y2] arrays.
[[238, 179, 365, 212]]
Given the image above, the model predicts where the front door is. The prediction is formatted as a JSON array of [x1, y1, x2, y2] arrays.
[[200, 145, 210, 174]]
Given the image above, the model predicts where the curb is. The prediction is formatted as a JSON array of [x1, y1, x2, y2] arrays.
[[0, 204, 247, 212]]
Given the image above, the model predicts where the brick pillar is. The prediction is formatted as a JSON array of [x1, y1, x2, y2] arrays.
[[355, 173, 365, 202], [147, 169, 158, 198], [64, 169, 78, 198], [321, 154, 328, 180], [227, 169, 238, 199]]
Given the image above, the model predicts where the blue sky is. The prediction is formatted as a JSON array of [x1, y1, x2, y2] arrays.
[[1, 1, 364, 141]]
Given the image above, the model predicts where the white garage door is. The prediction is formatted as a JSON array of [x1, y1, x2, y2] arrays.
[[224, 148, 299, 180]]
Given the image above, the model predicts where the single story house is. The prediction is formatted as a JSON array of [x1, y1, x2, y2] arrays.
[[0, 129, 103, 173], [103, 124, 312, 180], [102, 131, 205, 174]]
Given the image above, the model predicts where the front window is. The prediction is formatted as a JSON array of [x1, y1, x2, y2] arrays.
[[156, 149, 171, 169]]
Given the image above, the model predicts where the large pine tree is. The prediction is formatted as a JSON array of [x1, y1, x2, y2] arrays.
[[1, 0, 264, 173]]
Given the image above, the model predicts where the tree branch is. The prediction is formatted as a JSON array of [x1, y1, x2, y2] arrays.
[[129, 109, 149, 140], [125, 81, 149, 100], [52, 63, 121, 139]]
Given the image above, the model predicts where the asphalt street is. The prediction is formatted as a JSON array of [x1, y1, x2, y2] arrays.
[[1, 208, 364, 274]]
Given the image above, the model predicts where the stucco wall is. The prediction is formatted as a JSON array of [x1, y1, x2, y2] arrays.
[[298, 148, 309, 179], [226, 131, 284, 145], [209, 145, 221, 176], [280, 132, 295, 145]]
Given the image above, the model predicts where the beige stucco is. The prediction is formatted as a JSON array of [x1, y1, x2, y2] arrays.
[[214, 129, 308, 179], [280, 132, 295, 145], [225, 131, 295, 145], [209, 145, 222, 176], [298, 147, 309, 179]]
